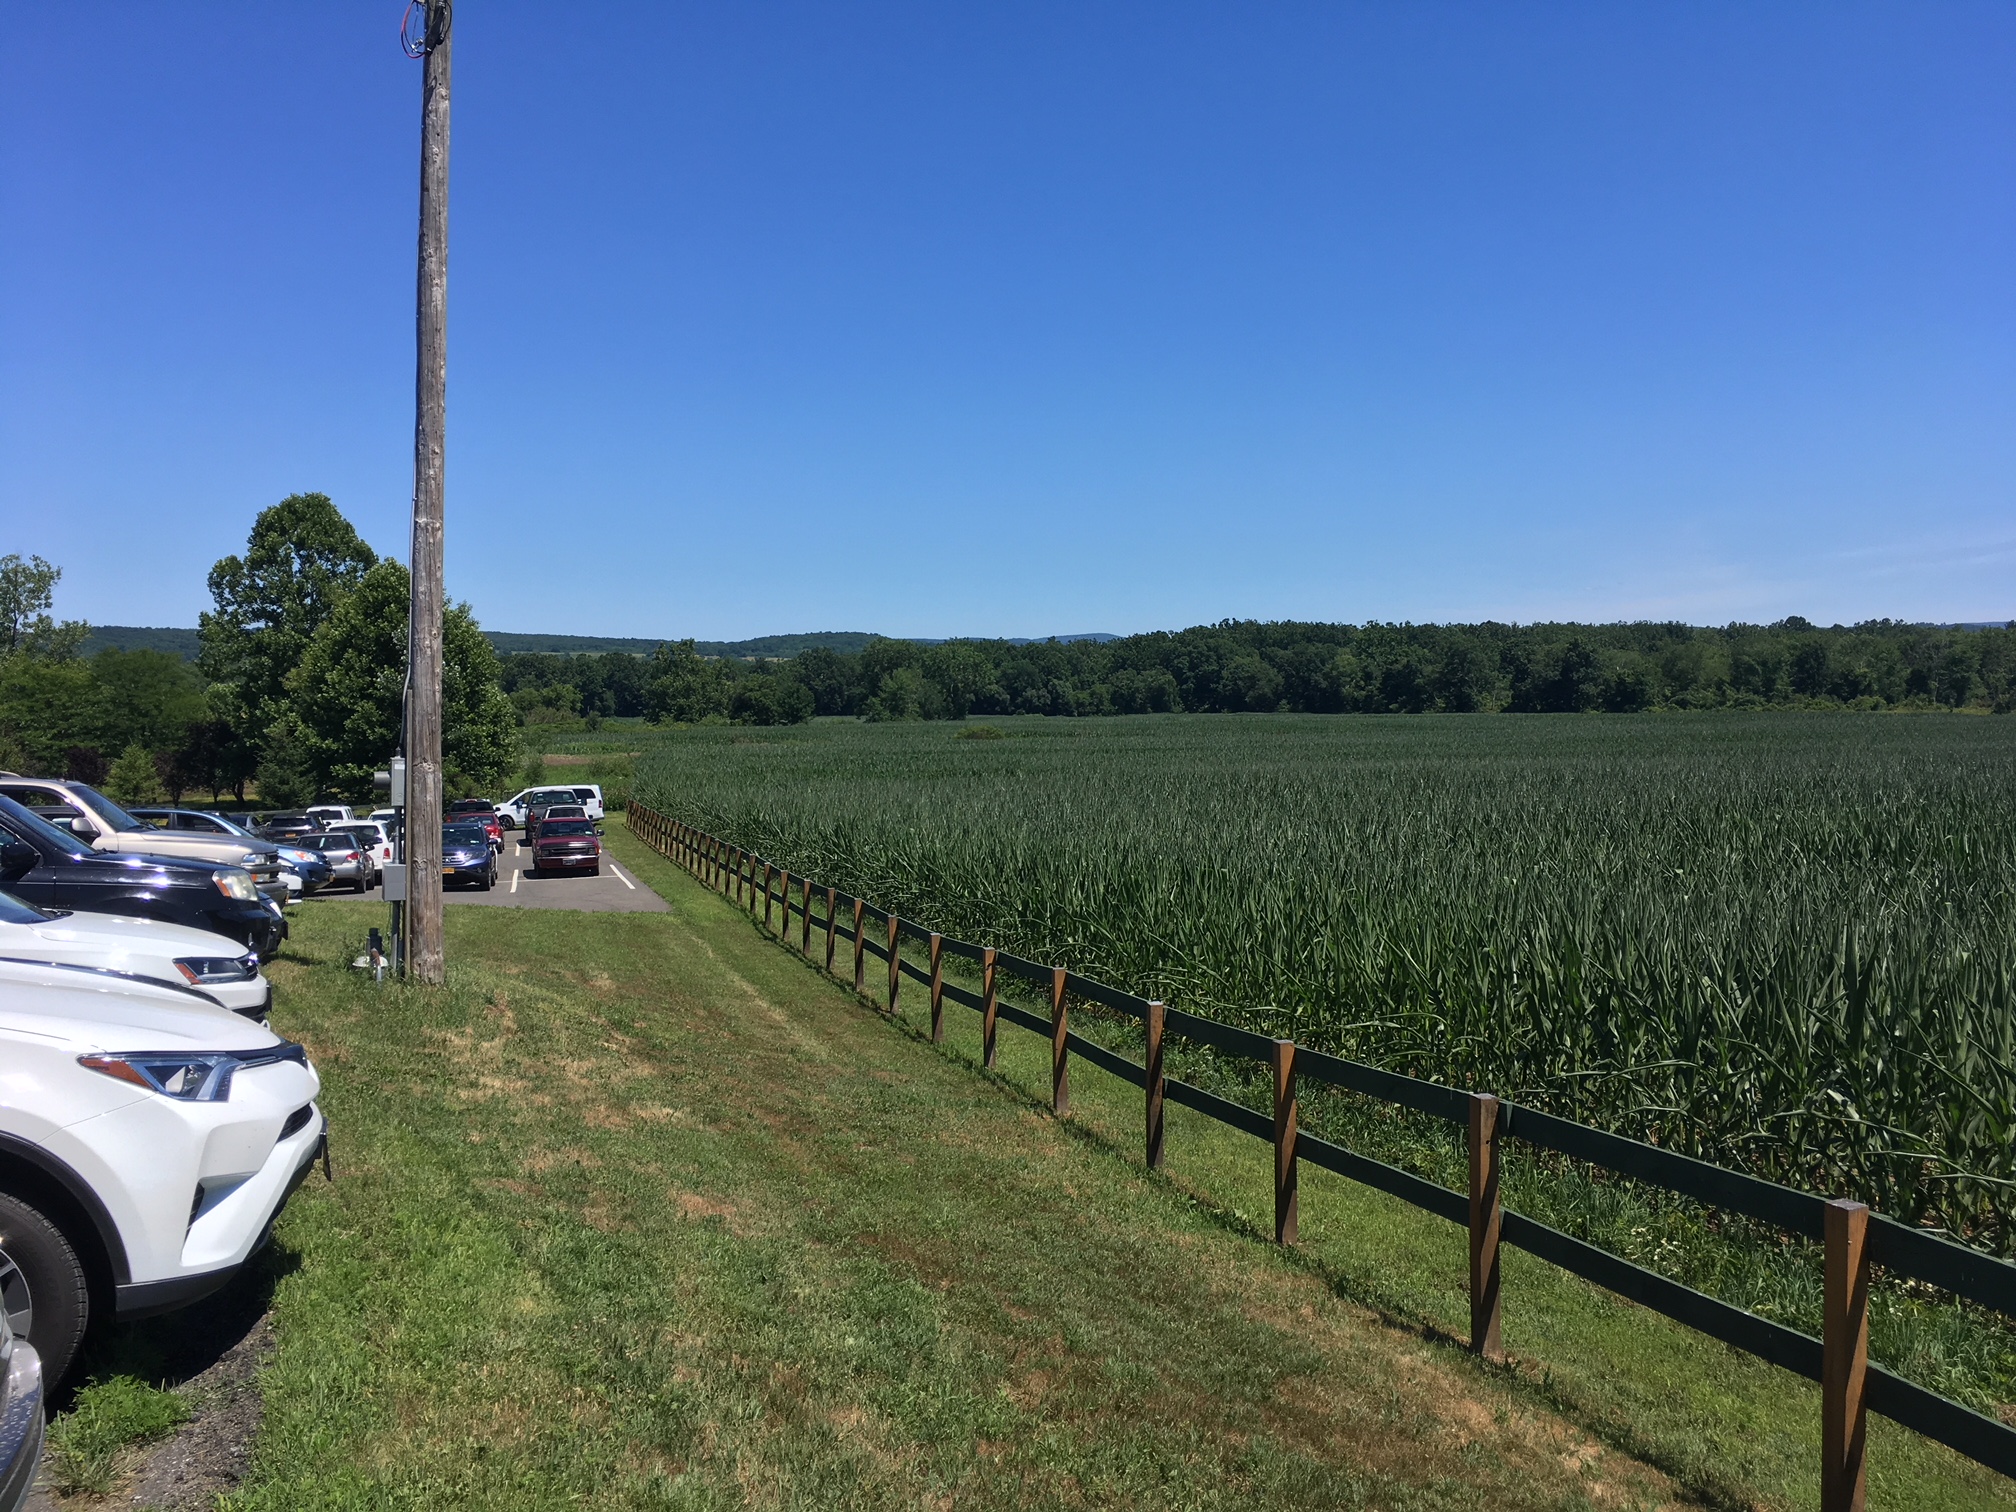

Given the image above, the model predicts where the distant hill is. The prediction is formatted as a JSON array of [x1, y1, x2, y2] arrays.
[[76, 625, 1123, 663], [485, 630, 1122, 658], [81, 625, 204, 660]]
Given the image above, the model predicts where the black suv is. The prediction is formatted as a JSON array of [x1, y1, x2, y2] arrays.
[[0, 794, 286, 955]]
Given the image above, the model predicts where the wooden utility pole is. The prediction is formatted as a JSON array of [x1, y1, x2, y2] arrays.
[[406, 0, 452, 983]]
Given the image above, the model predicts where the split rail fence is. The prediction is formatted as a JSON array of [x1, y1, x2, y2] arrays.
[[628, 800, 2016, 1506]]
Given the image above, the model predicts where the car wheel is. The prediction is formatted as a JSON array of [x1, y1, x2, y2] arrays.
[[0, 1189, 91, 1387]]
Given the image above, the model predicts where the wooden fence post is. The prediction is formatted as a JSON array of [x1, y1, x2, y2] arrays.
[[1468, 1093, 1503, 1362], [743, 852, 755, 912], [1145, 1001, 1166, 1169], [800, 877, 813, 954], [1823, 1199, 1871, 1512], [928, 933, 944, 1043], [764, 865, 776, 930], [852, 900, 867, 994], [824, 888, 837, 971], [1050, 966, 1069, 1115], [778, 870, 790, 935], [887, 915, 901, 1013], [1272, 1039, 1298, 1246], [982, 948, 999, 1068]]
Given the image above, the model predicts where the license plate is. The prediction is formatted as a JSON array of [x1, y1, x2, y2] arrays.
[[442, 867, 456, 875]]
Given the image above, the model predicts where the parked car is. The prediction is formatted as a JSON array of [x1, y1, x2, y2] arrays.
[[0, 1309, 42, 1512], [525, 802, 587, 844], [440, 824, 497, 890], [253, 814, 318, 843], [0, 962, 325, 1385], [296, 833, 372, 892], [270, 844, 333, 897], [303, 805, 354, 827], [329, 819, 396, 873], [366, 808, 398, 825], [129, 809, 325, 901], [0, 778, 286, 904], [496, 786, 599, 830], [0, 796, 285, 956], [530, 818, 601, 876], [447, 800, 503, 849], [0, 887, 273, 1020]]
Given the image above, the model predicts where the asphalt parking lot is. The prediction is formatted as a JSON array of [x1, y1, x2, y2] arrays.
[[303, 833, 669, 914]]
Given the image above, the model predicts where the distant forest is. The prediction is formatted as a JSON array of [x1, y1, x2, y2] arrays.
[[497, 618, 2016, 726]]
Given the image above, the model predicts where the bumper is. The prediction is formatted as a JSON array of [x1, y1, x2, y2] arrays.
[[535, 850, 599, 868], [116, 1116, 326, 1320], [443, 859, 490, 885], [0, 1340, 43, 1512], [223, 978, 274, 1022]]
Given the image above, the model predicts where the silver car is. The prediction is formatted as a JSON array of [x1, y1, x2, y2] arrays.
[[0, 1308, 44, 1512], [298, 832, 373, 892]]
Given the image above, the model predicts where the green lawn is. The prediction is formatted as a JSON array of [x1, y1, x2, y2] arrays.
[[53, 822, 2016, 1509]]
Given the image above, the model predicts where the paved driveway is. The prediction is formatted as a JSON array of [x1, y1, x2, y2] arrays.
[[302, 835, 669, 914]]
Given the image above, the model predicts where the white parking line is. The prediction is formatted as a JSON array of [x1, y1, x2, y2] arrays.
[[509, 866, 520, 894], [611, 864, 636, 891]]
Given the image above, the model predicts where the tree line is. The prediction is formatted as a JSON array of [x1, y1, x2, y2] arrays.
[[491, 617, 2016, 729], [0, 493, 518, 805]]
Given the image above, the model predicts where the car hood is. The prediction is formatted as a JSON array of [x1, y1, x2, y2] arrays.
[[4, 912, 251, 960], [0, 971, 285, 1051]]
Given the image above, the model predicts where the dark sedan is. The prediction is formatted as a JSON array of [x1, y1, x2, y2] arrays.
[[0, 795, 286, 955], [531, 818, 601, 876], [441, 823, 497, 890]]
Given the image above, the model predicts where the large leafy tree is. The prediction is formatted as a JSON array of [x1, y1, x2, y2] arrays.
[[199, 494, 378, 782], [289, 560, 519, 800], [0, 555, 92, 771], [0, 554, 88, 660], [90, 648, 207, 757]]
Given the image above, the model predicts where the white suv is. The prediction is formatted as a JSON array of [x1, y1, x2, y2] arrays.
[[0, 889, 273, 1020], [0, 963, 325, 1385]]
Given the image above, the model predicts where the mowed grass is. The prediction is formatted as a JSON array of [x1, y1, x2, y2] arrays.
[[213, 832, 1691, 1510]]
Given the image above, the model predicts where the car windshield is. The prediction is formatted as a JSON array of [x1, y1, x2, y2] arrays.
[[532, 791, 578, 805], [69, 784, 144, 834], [540, 820, 597, 837], [0, 888, 58, 924], [303, 834, 358, 853], [265, 814, 310, 827], [443, 825, 489, 845], [0, 794, 94, 859]]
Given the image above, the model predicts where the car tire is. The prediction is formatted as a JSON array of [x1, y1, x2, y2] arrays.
[[0, 1189, 91, 1387]]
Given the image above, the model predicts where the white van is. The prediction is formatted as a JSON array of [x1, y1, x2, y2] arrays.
[[497, 785, 603, 825]]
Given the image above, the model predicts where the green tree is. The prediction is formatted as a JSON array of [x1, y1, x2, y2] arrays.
[[642, 641, 732, 724], [288, 560, 519, 800], [0, 657, 95, 773], [199, 493, 378, 780], [0, 554, 88, 660], [90, 649, 206, 757], [103, 743, 167, 806]]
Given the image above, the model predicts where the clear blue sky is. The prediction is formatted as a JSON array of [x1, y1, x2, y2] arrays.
[[3, 3, 2011, 639]]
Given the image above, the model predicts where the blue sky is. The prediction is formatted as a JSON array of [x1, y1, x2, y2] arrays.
[[3, 3, 2011, 639]]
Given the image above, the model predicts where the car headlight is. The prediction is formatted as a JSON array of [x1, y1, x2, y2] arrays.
[[213, 868, 259, 901], [174, 955, 258, 984], [78, 1043, 306, 1102], [281, 848, 318, 864]]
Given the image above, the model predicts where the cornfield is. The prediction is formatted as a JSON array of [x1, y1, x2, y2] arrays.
[[634, 713, 2016, 1247]]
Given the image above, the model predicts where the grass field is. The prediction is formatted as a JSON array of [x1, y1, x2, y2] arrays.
[[39, 827, 2016, 1508]]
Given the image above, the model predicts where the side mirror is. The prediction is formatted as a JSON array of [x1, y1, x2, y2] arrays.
[[0, 840, 37, 877], [68, 817, 95, 838]]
